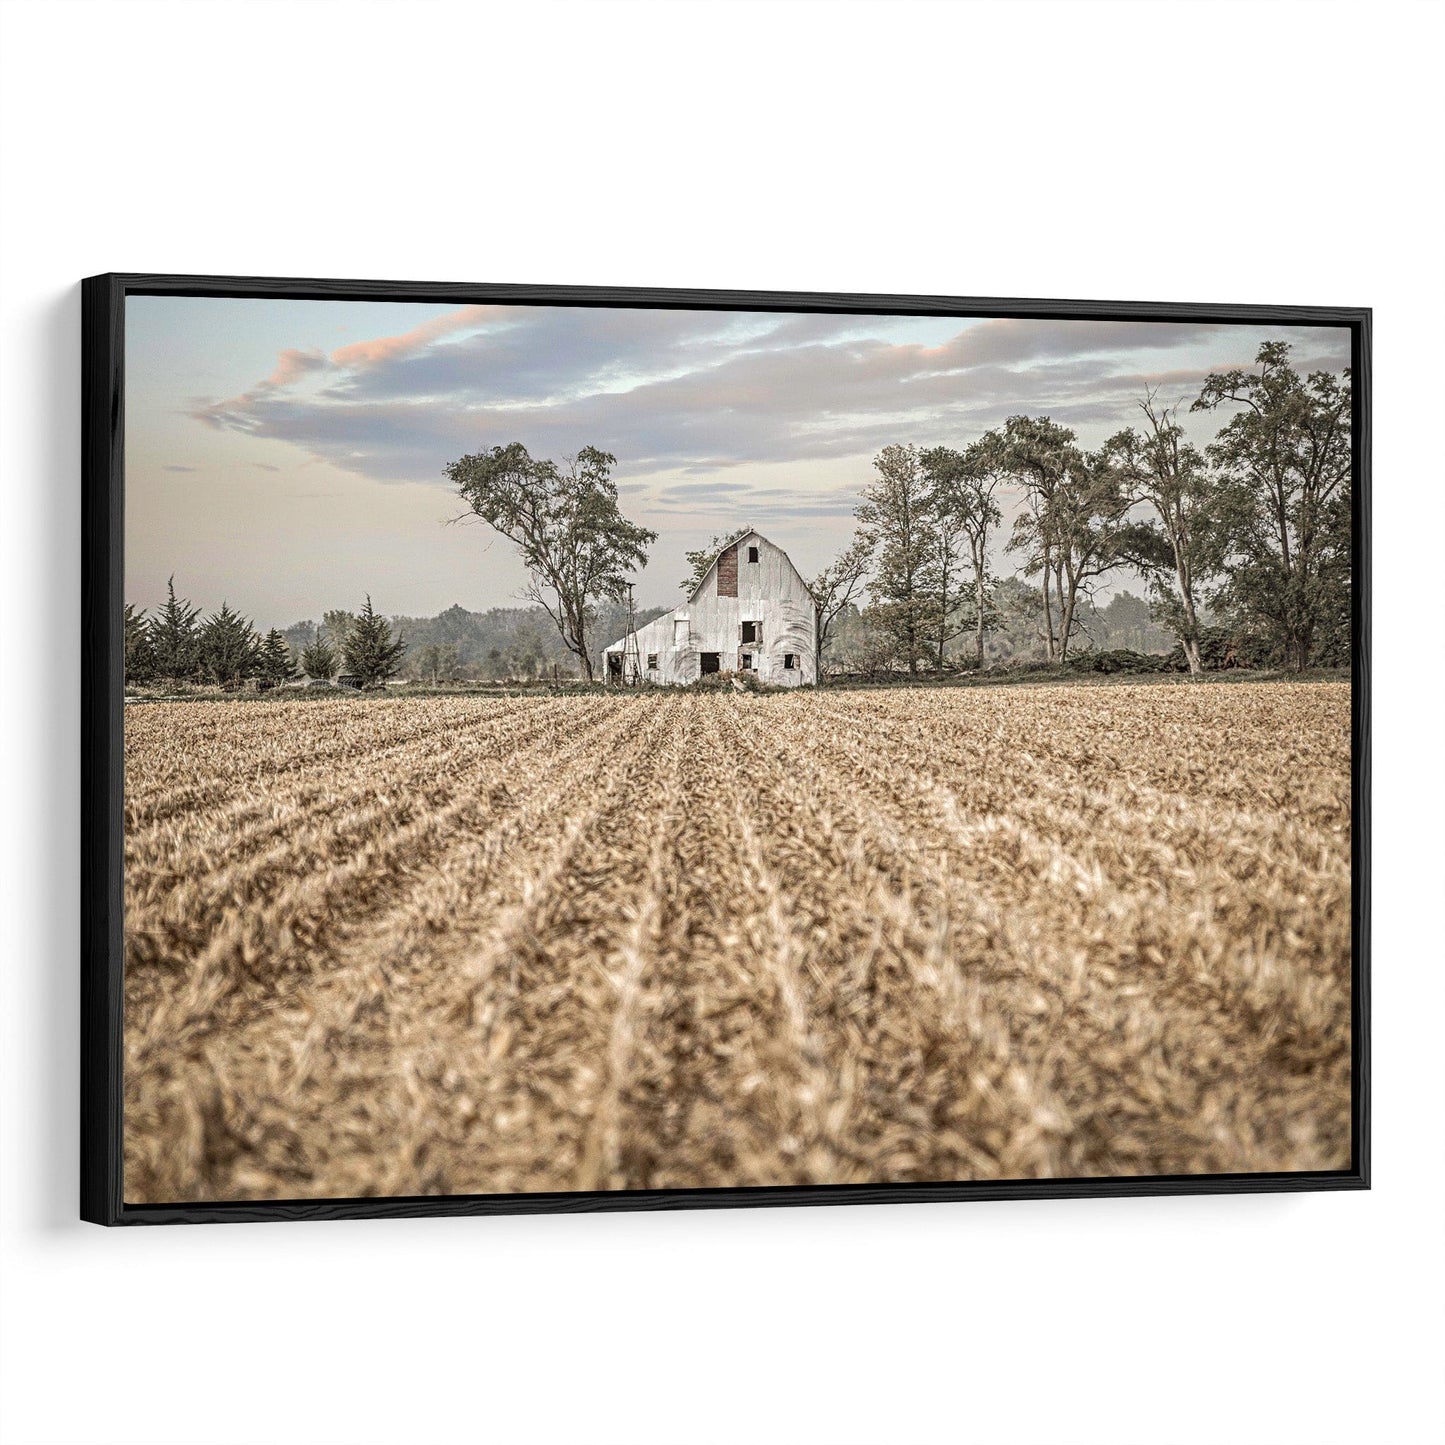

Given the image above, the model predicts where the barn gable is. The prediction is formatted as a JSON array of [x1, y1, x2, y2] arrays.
[[685, 530, 813, 607], [602, 530, 817, 687]]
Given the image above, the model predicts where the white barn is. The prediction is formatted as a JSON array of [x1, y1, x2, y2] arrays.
[[601, 530, 817, 687]]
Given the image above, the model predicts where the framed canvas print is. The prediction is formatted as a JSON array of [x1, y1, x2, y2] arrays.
[[81, 274, 1369, 1225]]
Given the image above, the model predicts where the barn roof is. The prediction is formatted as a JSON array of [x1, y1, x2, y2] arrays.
[[685, 529, 805, 605], [598, 529, 810, 656]]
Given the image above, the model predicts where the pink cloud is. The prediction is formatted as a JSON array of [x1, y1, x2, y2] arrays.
[[192, 306, 504, 429], [330, 305, 500, 369], [266, 347, 328, 387]]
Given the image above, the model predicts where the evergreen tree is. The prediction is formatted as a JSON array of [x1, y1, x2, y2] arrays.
[[199, 602, 260, 690], [123, 603, 156, 685], [257, 628, 300, 689], [299, 625, 338, 681], [342, 596, 407, 688], [148, 576, 202, 684]]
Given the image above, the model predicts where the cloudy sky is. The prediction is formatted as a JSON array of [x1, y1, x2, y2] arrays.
[[125, 296, 1350, 629]]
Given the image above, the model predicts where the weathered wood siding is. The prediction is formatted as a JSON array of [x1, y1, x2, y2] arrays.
[[716, 543, 738, 598], [601, 530, 817, 686]]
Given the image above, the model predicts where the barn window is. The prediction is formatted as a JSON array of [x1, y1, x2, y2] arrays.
[[741, 620, 760, 644], [741, 653, 753, 670], [784, 653, 798, 670], [647, 653, 658, 670], [673, 617, 688, 647], [747, 545, 759, 563]]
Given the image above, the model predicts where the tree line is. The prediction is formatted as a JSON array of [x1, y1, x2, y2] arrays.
[[124, 586, 673, 691], [126, 340, 1351, 692], [810, 341, 1352, 676], [445, 342, 1350, 682], [331, 599, 670, 684], [125, 583, 409, 690]]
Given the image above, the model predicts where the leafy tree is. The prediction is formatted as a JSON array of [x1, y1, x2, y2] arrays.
[[999, 417, 1073, 660], [412, 641, 461, 684], [256, 629, 300, 689], [680, 525, 756, 594], [1001, 417, 1143, 663], [446, 443, 658, 682], [123, 603, 156, 685], [855, 444, 938, 675], [925, 475, 969, 668], [148, 576, 202, 684], [1100, 591, 1155, 652], [1191, 342, 1352, 671], [810, 530, 873, 677], [199, 602, 260, 690], [299, 625, 338, 681], [342, 596, 407, 688], [1105, 391, 1225, 674], [516, 632, 545, 678], [989, 574, 1051, 662], [922, 434, 1006, 668], [322, 609, 358, 661]]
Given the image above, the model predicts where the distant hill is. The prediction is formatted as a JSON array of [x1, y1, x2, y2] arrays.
[[283, 600, 668, 681]]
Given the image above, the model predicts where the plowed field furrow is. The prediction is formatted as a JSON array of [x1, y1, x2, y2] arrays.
[[805, 690, 1349, 854], [124, 699, 592, 968], [125, 697, 578, 855], [121, 682, 1355, 1204], [123, 706, 633, 1044], [268, 700, 677, 1200], [123, 698, 665, 1202], [610, 702, 857, 1190], [813, 688, 1348, 816], [211, 696, 687, 1202], [749, 700, 1350, 1175], [124, 698, 516, 823], [792, 692, 1349, 966], [710, 699, 1068, 1180]]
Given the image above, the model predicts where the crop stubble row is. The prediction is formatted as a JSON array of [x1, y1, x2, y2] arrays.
[[122, 683, 1353, 1202]]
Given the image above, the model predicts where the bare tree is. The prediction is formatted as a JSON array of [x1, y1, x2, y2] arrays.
[[810, 530, 873, 679]]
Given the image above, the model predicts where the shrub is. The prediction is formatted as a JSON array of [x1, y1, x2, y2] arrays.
[[1066, 649, 1173, 675]]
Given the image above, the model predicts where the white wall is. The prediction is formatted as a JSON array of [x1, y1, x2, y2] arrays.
[[2, 3, 1441, 1442]]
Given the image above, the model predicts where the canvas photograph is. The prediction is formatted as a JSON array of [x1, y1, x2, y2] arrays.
[[103, 285, 1362, 1212]]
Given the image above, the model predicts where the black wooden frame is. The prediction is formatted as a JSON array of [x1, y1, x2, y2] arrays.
[[81, 273, 1371, 1225]]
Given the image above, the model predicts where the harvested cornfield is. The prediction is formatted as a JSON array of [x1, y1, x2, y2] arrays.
[[122, 681, 1353, 1203]]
